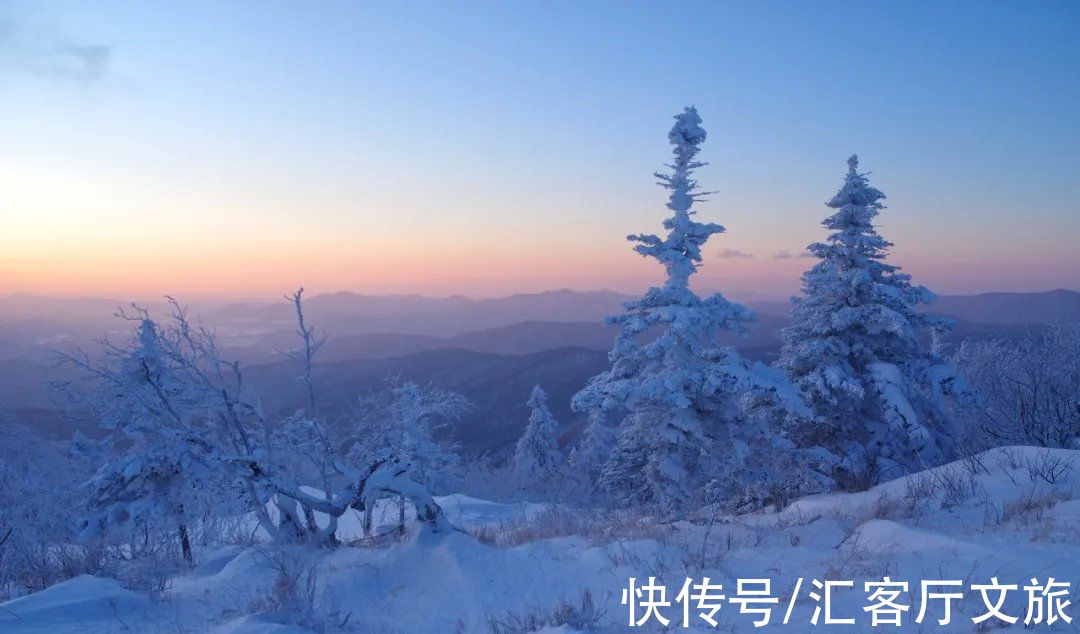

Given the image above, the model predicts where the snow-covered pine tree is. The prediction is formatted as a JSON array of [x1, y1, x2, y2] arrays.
[[569, 408, 615, 478], [512, 385, 564, 482], [778, 155, 968, 484], [572, 107, 815, 512]]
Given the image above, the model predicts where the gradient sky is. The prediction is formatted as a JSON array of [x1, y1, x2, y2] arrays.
[[2, 1, 1078, 300]]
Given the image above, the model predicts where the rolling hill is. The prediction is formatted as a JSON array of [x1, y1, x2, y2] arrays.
[[929, 288, 1080, 325], [245, 346, 610, 455]]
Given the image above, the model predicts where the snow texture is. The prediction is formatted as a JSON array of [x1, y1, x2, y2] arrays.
[[4, 447, 1077, 632]]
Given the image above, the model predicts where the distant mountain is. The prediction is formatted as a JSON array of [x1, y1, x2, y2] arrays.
[[246, 347, 610, 455], [5, 294, 1070, 453], [746, 300, 792, 318], [281, 332, 444, 364], [206, 289, 637, 339], [314, 321, 615, 363], [2, 346, 609, 455], [749, 289, 1080, 326], [928, 289, 1080, 325], [3, 289, 1076, 369], [224, 314, 788, 366]]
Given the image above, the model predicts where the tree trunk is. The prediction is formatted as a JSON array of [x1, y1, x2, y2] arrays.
[[178, 522, 193, 564], [175, 501, 193, 564], [275, 496, 308, 543]]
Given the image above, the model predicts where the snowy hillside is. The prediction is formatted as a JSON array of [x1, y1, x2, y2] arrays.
[[3, 446, 1076, 633]]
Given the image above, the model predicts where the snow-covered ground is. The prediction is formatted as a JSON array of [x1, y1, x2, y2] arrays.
[[2, 447, 1078, 632]]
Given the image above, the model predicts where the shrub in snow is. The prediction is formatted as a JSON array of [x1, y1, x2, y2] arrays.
[[0, 417, 98, 598], [350, 379, 470, 494], [249, 547, 353, 631], [486, 589, 605, 634], [954, 324, 1080, 451], [250, 296, 466, 542], [574, 107, 827, 512], [719, 396, 836, 512], [346, 378, 469, 537], [778, 155, 972, 486]]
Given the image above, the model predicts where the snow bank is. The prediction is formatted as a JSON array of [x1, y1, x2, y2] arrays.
[[0, 575, 168, 633], [3, 446, 1078, 632]]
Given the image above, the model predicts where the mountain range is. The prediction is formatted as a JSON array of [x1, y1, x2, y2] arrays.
[[1, 288, 1077, 454]]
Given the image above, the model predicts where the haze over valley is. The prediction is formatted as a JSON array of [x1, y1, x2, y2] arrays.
[[4, 287, 1076, 455]]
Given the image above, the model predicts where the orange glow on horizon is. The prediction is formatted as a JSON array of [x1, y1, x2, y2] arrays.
[[0, 244, 673, 299], [4, 221, 1077, 300], [7, 244, 1072, 300]]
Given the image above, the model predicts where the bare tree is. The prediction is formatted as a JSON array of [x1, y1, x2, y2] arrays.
[[954, 324, 1080, 450]]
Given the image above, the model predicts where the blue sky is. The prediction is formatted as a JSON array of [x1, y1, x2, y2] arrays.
[[2, 1, 1078, 298]]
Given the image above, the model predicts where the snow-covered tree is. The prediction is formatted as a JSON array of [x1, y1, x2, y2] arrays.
[[573, 107, 818, 512], [346, 379, 469, 537], [68, 317, 217, 563], [512, 385, 564, 483], [718, 395, 836, 511], [0, 416, 95, 596], [569, 408, 615, 478], [352, 380, 470, 492], [954, 324, 1080, 451], [778, 155, 970, 484], [63, 293, 463, 550]]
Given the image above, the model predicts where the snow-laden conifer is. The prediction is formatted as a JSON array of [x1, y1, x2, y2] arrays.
[[569, 409, 615, 478], [574, 107, 820, 511], [513, 385, 564, 482], [779, 155, 970, 482]]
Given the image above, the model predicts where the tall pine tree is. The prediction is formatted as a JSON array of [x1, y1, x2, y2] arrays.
[[573, 107, 811, 511], [779, 155, 967, 483]]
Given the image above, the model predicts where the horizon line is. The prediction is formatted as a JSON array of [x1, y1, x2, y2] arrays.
[[2, 285, 1078, 306]]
